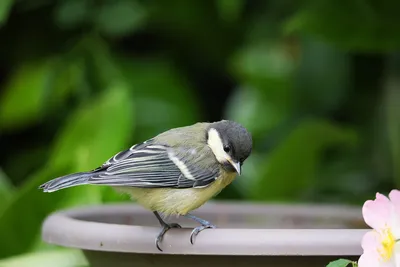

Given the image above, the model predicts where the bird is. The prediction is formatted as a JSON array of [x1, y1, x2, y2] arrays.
[[39, 120, 253, 251]]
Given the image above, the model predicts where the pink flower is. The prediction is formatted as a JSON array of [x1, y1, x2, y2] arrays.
[[359, 190, 400, 267]]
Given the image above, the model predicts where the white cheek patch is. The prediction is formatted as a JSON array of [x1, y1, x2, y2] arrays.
[[207, 128, 231, 163]]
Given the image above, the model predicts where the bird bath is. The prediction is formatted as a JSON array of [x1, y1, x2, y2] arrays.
[[41, 201, 367, 267]]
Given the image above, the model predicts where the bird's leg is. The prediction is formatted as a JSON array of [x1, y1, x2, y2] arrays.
[[184, 213, 216, 245], [153, 211, 181, 251]]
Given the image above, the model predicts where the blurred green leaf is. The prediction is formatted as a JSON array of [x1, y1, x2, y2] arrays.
[[94, 0, 146, 37], [0, 249, 87, 267], [225, 86, 290, 139], [231, 42, 295, 91], [47, 58, 83, 107], [216, 0, 244, 23], [326, 259, 356, 267], [51, 82, 133, 170], [82, 37, 123, 90], [384, 75, 400, 187], [0, 167, 82, 259], [0, 84, 134, 258], [0, 56, 84, 130], [0, 61, 53, 130], [251, 119, 357, 201], [54, 0, 90, 29], [285, 0, 400, 51], [118, 57, 200, 140], [0, 169, 14, 212], [231, 152, 263, 198], [2, 142, 50, 186], [294, 37, 350, 113], [0, 0, 13, 26], [228, 42, 295, 137]]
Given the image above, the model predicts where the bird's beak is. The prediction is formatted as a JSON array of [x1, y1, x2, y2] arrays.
[[230, 160, 241, 175]]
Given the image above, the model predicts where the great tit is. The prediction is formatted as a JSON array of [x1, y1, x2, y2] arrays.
[[39, 120, 252, 251]]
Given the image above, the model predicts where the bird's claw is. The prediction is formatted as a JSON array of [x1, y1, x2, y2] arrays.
[[190, 223, 216, 245], [155, 223, 181, 251]]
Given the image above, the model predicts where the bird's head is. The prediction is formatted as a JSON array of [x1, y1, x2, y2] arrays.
[[207, 120, 252, 175]]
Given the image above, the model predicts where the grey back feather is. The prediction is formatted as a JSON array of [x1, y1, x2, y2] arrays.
[[39, 124, 221, 192]]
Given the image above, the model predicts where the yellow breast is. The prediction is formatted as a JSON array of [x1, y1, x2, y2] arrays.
[[116, 172, 236, 216]]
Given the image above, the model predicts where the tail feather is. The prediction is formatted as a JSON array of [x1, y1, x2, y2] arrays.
[[39, 172, 93, 192]]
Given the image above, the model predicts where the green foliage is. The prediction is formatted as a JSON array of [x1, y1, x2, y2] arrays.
[[0, 57, 79, 131], [54, 0, 146, 37], [286, 0, 400, 51], [50, 84, 133, 170], [228, 42, 295, 137], [0, 249, 87, 267], [0, 61, 53, 130], [226, 86, 290, 138], [54, 0, 89, 29], [294, 38, 350, 113], [326, 259, 357, 267], [93, 0, 146, 37], [385, 83, 400, 189], [216, 0, 244, 23], [0, 169, 14, 213], [0, 0, 397, 264], [0, 86, 134, 258], [0, 0, 13, 26], [119, 58, 200, 140], [251, 120, 357, 201]]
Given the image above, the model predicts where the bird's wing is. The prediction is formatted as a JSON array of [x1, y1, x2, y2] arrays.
[[88, 140, 219, 189]]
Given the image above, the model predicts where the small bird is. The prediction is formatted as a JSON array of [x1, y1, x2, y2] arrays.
[[39, 120, 252, 251]]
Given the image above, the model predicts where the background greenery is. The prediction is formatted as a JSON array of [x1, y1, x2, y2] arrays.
[[1, 0, 400, 266]]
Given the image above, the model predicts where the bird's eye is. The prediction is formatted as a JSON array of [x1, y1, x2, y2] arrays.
[[223, 145, 230, 153]]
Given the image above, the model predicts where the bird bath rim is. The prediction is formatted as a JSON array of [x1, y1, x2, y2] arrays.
[[41, 201, 367, 256]]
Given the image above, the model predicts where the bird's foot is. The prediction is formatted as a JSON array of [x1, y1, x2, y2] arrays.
[[184, 213, 216, 244], [155, 223, 181, 251], [189, 222, 216, 244]]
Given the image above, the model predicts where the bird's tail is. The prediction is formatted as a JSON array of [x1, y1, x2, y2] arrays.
[[39, 172, 93, 192]]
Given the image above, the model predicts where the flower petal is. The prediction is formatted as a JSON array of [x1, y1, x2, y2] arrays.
[[362, 230, 380, 251], [389, 190, 400, 213], [358, 251, 380, 267], [387, 190, 400, 237], [380, 257, 397, 267], [392, 245, 400, 267], [363, 193, 391, 229]]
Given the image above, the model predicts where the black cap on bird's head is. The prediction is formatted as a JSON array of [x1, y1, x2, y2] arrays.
[[207, 120, 252, 175]]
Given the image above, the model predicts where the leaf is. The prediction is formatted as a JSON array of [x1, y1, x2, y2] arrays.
[[294, 37, 350, 113], [285, 0, 400, 51], [227, 42, 296, 137], [216, 0, 244, 23], [0, 0, 13, 26], [94, 0, 146, 37], [326, 258, 356, 267], [384, 71, 400, 187], [82, 37, 123, 89], [50, 82, 133, 170], [54, 0, 90, 29], [0, 169, 14, 212], [47, 57, 84, 108], [0, 249, 87, 267], [0, 84, 134, 258], [0, 60, 53, 130], [118, 58, 200, 141], [0, 56, 85, 131], [0, 168, 79, 259], [225, 86, 291, 140], [251, 119, 357, 201], [231, 42, 295, 91]]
